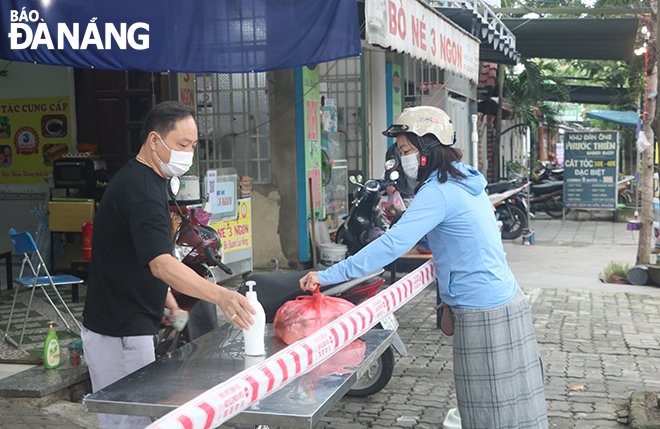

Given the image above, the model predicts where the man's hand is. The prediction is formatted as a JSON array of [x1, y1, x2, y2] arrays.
[[299, 272, 320, 292], [161, 308, 189, 332], [150, 254, 256, 330], [216, 288, 256, 330]]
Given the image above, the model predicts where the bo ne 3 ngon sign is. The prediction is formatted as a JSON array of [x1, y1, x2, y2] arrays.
[[563, 131, 619, 210]]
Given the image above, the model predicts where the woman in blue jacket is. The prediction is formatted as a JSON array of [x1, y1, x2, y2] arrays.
[[300, 106, 548, 428]]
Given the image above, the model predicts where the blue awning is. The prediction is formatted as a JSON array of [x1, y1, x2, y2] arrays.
[[586, 110, 640, 127], [0, 0, 361, 73]]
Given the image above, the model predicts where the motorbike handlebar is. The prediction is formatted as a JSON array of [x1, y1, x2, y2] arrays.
[[203, 246, 233, 275]]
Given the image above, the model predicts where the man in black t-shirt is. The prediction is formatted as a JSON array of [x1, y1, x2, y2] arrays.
[[81, 101, 255, 429]]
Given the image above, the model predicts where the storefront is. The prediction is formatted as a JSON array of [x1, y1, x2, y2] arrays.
[[0, 0, 361, 274], [364, 0, 481, 174], [289, 0, 483, 263]]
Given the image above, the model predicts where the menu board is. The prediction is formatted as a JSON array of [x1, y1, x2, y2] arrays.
[[563, 131, 618, 209], [0, 96, 72, 183]]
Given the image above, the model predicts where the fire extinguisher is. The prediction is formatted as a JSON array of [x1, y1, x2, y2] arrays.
[[82, 221, 93, 261]]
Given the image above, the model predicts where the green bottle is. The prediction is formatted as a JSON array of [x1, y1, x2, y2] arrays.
[[43, 322, 61, 369]]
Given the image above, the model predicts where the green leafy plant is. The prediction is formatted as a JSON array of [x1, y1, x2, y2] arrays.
[[600, 261, 631, 284], [506, 160, 526, 177]]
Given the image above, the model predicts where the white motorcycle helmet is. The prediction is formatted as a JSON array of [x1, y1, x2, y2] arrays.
[[382, 106, 456, 180], [382, 106, 456, 146]]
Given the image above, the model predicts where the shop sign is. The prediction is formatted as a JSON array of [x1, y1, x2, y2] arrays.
[[177, 73, 199, 176], [547, 102, 582, 122], [563, 131, 618, 210], [177, 73, 195, 109], [366, 0, 479, 82], [302, 66, 322, 220], [0, 96, 72, 184], [210, 198, 252, 254]]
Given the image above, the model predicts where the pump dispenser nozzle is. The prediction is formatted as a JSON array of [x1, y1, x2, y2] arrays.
[[243, 280, 265, 356]]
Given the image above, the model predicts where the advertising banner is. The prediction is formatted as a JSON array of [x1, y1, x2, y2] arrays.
[[366, 0, 479, 82], [0, 96, 72, 184], [563, 131, 618, 209], [0, 0, 360, 73], [303, 66, 322, 220], [177, 72, 199, 176], [210, 198, 252, 254]]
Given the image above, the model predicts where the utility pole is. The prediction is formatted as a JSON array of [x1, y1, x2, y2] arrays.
[[494, 64, 505, 180], [638, 4, 657, 265]]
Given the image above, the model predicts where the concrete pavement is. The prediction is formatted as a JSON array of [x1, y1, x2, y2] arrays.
[[3, 217, 660, 428]]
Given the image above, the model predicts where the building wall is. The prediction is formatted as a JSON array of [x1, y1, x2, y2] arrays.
[[267, 69, 301, 267], [363, 49, 389, 179], [0, 63, 74, 253]]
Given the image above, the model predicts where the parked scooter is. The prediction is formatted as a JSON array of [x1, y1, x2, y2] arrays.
[[528, 180, 565, 218], [238, 269, 407, 397], [155, 177, 233, 357], [533, 161, 564, 183], [488, 182, 530, 239], [506, 169, 566, 218], [336, 160, 400, 255]]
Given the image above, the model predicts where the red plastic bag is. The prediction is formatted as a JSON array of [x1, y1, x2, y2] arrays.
[[273, 289, 356, 345], [314, 339, 366, 375], [271, 336, 366, 376]]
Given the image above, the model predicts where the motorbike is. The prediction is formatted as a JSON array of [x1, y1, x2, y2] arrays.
[[336, 160, 401, 255], [238, 269, 407, 397], [532, 161, 564, 183], [155, 177, 233, 357], [528, 180, 565, 218], [505, 169, 566, 219], [488, 182, 530, 240]]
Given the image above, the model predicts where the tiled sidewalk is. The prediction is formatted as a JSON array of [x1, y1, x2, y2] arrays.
[[0, 285, 83, 362]]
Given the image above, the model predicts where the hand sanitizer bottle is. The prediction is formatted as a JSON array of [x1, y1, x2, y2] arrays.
[[243, 281, 266, 356]]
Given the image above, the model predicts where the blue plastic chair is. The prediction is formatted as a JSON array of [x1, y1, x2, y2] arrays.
[[5, 228, 83, 345]]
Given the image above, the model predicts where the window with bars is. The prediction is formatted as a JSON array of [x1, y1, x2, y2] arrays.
[[318, 57, 362, 171], [403, 57, 444, 108], [196, 72, 271, 183]]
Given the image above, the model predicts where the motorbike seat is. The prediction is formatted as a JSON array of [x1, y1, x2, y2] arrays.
[[486, 180, 515, 194], [532, 181, 563, 195], [239, 270, 382, 322], [239, 270, 312, 322]]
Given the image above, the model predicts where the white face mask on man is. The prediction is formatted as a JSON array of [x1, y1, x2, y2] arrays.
[[400, 152, 419, 180], [156, 134, 194, 178]]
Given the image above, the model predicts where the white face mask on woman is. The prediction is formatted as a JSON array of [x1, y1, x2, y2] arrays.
[[400, 152, 419, 179], [156, 134, 194, 178]]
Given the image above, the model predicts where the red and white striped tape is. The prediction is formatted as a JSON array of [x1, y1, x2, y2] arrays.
[[149, 260, 435, 429]]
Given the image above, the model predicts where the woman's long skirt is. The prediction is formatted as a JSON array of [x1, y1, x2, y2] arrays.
[[452, 289, 548, 429]]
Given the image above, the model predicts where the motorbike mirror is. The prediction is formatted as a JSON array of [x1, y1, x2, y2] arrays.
[[168, 176, 181, 198], [389, 170, 400, 181], [384, 158, 397, 171], [356, 174, 363, 183], [349, 175, 358, 185]]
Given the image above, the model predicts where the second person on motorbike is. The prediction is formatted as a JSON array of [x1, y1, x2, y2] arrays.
[[300, 106, 548, 428]]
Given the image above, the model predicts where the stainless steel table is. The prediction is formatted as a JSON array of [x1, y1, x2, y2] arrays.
[[84, 324, 395, 428]]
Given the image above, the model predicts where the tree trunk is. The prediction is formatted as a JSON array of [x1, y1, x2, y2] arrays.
[[637, 7, 658, 265]]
